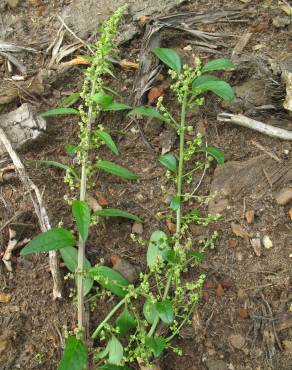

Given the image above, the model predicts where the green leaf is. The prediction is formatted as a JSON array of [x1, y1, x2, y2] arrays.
[[95, 342, 110, 360], [90, 266, 129, 298], [72, 200, 90, 241], [166, 249, 179, 264], [20, 228, 76, 255], [152, 48, 181, 74], [99, 365, 130, 370], [187, 251, 205, 261], [201, 146, 224, 164], [96, 161, 139, 180], [116, 307, 136, 335], [143, 300, 158, 324], [147, 230, 169, 268], [34, 160, 79, 180], [94, 209, 142, 223], [57, 336, 87, 370], [145, 336, 166, 358], [158, 154, 177, 173], [61, 92, 80, 107], [92, 92, 113, 108], [104, 102, 132, 111], [170, 195, 180, 211], [192, 75, 219, 88], [65, 144, 77, 156], [108, 336, 123, 365], [193, 80, 235, 102], [155, 300, 174, 325], [40, 108, 79, 117], [202, 58, 235, 73], [59, 247, 93, 296], [128, 106, 168, 122], [95, 130, 119, 155]]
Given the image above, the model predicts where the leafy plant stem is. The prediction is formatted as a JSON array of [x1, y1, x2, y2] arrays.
[[77, 78, 98, 337], [91, 297, 127, 339], [176, 92, 187, 234]]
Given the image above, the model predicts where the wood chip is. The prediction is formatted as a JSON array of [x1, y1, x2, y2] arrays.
[[0, 293, 12, 303], [245, 210, 255, 224], [231, 32, 252, 58], [216, 284, 224, 297], [119, 59, 139, 70], [229, 334, 245, 349], [251, 238, 261, 257], [239, 307, 248, 319], [231, 223, 251, 238]]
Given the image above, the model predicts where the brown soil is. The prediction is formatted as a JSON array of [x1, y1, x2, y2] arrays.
[[0, 1, 292, 370]]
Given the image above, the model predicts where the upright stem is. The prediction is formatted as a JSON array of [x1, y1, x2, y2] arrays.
[[77, 78, 98, 336], [176, 93, 187, 234], [147, 93, 187, 338]]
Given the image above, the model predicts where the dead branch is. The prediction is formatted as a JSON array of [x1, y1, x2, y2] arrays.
[[0, 127, 62, 299], [217, 113, 292, 140]]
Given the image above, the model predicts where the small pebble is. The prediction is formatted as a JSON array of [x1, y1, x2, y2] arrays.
[[132, 222, 143, 234], [275, 187, 292, 205], [262, 235, 273, 249], [229, 334, 245, 349], [183, 45, 192, 51]]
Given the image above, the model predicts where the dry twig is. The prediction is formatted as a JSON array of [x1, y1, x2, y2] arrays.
[[0, 128, 62, 299]]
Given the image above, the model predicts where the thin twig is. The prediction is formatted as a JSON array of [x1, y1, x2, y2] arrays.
[[0, 128, 62, 299], [57, 15, 94, 55], [251, 140, 281, 163], [218, 113, 292, 140]]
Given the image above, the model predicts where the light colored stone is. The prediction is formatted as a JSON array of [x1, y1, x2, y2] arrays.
[[229, 334, 245, 349], [132, 222, 143, 234], [275, 187, 292, 205], [262, 235, 273, 249]]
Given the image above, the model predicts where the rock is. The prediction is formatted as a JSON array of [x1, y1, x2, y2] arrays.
[[160, 128, 176, 154], [282, 340, 292, 354], [245, 210, 255, 224], [132, 222, 143, 234], [275, 187, 292, 205], [229, 334, 245, 349], [0, 104, 46, 155], [111, 255, 140, 283], [6, 0, 19, 7], [262, 235, 273, 249], [206, 358, 228, 370], [272, 16, 291, 28]]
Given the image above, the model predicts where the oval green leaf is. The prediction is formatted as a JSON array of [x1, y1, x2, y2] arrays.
[[145, 336, 166, 358], [65, 144, 77, 156], [61, 92, 80, 107], [192, 74, 219, 89], [33, 160, 79, 180], [158, 154, 177, 173], [59, 247, 93, 296], [187, 251, 205, 261], [201, 146, 224, 164], [170, 195, 180, 211], [57, 335, 87, 370], [20, 228, 76, 255], [96, 161, 139, 180], [108, 336, 123, 365], [128, 106, 168, 122], [116, 307, 136, 336], [147, 230, 169, 268], [40, 108, 79, 117], [104, 102, 132, 111], [72, 200, 90, 241], [152, 48, 181, 74], [95, 130, 119, 155], [92, 92, 113, 108], [202, 58, 235, 73], [193, 80, 235, 102], [90, 266, 129, 298], [155, 300, 174, 325], [143, 300, 158, 324], [94, 209, 142, 223]]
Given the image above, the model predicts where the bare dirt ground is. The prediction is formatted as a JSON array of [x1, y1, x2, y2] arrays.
[[0, 0, 292, 369]]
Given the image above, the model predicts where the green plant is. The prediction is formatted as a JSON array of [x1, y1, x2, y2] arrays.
[[20, 11, 235, 368], [83, 51, 235, 369]]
